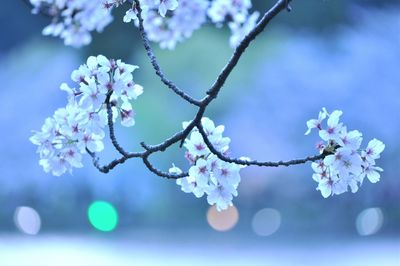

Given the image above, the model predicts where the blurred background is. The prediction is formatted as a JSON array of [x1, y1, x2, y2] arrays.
[[0, 0, 399, 265]]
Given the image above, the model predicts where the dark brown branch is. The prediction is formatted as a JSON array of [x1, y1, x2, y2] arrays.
[[105, 91, 129, 157], [142, 155, 188, 179], [133, 0, 201, 107], [196, 123, 325, 167], [86, 148, 142, 173], [88, 0, 306, 179], [204, 0, 291, 103]]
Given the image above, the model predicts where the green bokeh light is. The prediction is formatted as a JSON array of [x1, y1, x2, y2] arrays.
[[88, 201, 118, 232]]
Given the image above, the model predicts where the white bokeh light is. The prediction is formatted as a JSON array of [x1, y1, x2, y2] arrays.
[[252, 208, 281, 236], [14, 206, 41, 235], [356, 207, 383, 236]]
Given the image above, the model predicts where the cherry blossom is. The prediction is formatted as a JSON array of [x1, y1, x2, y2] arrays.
[[362, 139, 385, 163], [318, 110, 343, 142], [123, 8, 137, 23], [156, 0, 179, 17], [305, 107, 327, 135]]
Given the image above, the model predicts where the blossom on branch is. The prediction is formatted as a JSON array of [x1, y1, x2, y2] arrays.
[[27, 0, 386, 210], [306, 109, 385, 198], [156, 0, 179, 17], [172, 118, 243, 211], [228, 11, 259, 48], [30, 0, 261, 49], [30, 55, 143, 176], [124, 0, 209, 49], [30, 0, 113, 47], [208, 0, 252, 24]]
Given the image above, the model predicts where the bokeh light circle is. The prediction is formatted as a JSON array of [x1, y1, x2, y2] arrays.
[[88, 201, 118, 232], [356, 207, 383, 236], [207, 205, 239, 232], [14, 206, 41, 235], [251, 208, 281, 236]]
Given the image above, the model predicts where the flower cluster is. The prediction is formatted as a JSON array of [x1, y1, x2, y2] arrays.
[[306, 109, 385, 198], [30, 0, 113, 47], [208, 0, 259, 48], [228, 11, 259, 48], [170, 118, 244, 211], [124, 0, 208, 49], [30, 55, 143, 176], [30, 0, 260, 49], [123, 0, 259, 49]]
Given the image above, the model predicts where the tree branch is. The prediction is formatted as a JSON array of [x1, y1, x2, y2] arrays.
[[133, 0, 202, 107], [204, 0, 291, 103], [196, 122, 325, 167], [105, 91, 130, 157], [142, 154, 188, 179], [87, 0, 309, 178]]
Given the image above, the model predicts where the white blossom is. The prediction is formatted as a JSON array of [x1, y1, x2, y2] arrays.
[[362, 138, 385, 163], [324, 148, 363, 178], [184, 131, 210, 157], [207, 183, 236, 211], [156, 0, 179, 17], [361, 163, 383, 183], [79, 77, 107, 109], [337, 127, 363, 151], [318, 110, 343, 142], [123, 8, 137, 23], [316, 176, 348, 198], [120, 102, 136, 127], [305, 108, 328, 135]]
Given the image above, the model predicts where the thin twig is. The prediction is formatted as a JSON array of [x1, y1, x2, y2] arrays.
[[143, 155, 188, 179], [133, 0, 201, 107], [197, 123, 325, 167], [105, 91, 129, 157]]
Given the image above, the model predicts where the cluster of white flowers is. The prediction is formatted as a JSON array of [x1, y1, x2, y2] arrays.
[[306, 108, 385, 198], [208, 0, 259, 48], [170, 118, 244, 211], [124, 0, 208, 49], [30, 0, 113, 47], [125, 0, 259, 49], [227, 11, 259, 48], [30, 55, 143, 176], [30, 0, 260, 49]]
